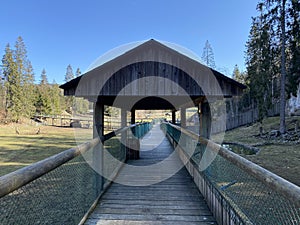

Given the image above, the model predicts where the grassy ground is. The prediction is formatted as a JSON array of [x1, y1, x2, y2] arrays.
[[1, 117, 299, 187], [0, 123, 92, 176], [223, 116, 300, 186]]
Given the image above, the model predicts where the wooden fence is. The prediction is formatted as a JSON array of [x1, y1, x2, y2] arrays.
[[210, 102, 281, 134]]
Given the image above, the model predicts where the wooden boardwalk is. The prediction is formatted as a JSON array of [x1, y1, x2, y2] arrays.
[[85, 124, 217, 225]]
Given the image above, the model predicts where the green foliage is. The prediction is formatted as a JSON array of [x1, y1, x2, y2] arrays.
[[245, 5, 275, 122], [73, 97, 89, 114], [1, 37, 37, 121], [286, 0, 300, 96], [232, 65, 247, 84], [35, 70, 64, 115], [245, 1, 299, 125], [50, 83, 63, 115], [0, 37, 90, 120], [40, 68, 48, 85]]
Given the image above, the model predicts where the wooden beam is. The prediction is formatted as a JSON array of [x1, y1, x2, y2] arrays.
[[93, 102, 104, 194], [201, 102, 211, 138], [172, 110, 176, 124], [131, 109, 136, 124], [180, 108, 186, 128]]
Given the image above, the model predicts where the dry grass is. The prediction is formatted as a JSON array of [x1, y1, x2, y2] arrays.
[[223, 116, 300, 186], [0, 123, 92, 176]]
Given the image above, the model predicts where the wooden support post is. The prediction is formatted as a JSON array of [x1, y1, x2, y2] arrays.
[[172, 110, 176, 124], [93, 101, 104, 195], [131, 109, 135, 125], [180, 107, 186, 128], [201, 102, 211, 138], [180, 108, 187, 148], [121, 108, 127, 160]]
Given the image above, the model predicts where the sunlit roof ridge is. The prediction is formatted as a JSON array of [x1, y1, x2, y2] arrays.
[[85, 39, 204, 73]]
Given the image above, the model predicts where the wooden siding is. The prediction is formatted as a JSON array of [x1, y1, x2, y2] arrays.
[[61, 40, 245, 100]]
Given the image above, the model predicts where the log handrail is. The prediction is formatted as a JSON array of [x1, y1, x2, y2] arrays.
[[165, 122, 300, 208], [0, 123, 142, 198]]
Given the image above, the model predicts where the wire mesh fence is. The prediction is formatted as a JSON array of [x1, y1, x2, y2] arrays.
[[0, 122, 152, 225], [162, 122, 300, 225], [0, 154, 98, 225]]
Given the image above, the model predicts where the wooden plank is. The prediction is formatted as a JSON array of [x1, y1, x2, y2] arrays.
[[88, 214, 215, 222], [84, 124, 216, 224], [98, 199, 208, 207], [98, 202, 210, 210], [94, 208, 212, 216], [85, 219, 217, 225]]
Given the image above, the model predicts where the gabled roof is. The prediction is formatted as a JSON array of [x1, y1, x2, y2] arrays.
[[60, 39, 246, 100], [85, 39, 203, 73]]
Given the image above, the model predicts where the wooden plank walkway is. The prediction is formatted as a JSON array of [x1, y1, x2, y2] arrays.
[[85, 124, 217, 225]]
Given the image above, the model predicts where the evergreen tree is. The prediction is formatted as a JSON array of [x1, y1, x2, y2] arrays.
[[65, 64, 74, 82], [40, 68, 48, 85], [14, 36, 36, 119], [1, 37, 37, 121], [244, 0, 300, 133], [245, 4, 274, 122], [286, 0, 300, 96], [2, 44, 22, 121], [279, 0, 287, 134], [50, 82, 63, 115], [262, 0, 289, 133], [64, 65, 75, 113], [201, 40, 216, 69], [36, 69, 52, 115], [75, 68, 81, 77], [232, 65, 246, 84], [0, 68, 5, 112], [22, 60, 36, 118]]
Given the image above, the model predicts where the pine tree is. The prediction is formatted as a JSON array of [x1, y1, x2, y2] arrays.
[[245, 4, 274, 122], [50, 82, 62, 115], [65, 64, 74, 82], [36, 69, 52, 115], [201, 40, 216, 69], [64, 65, 75, 113], [262, 0, 288, 133], [279, 0, 287, 134], [14, 36, 36, 119], [245, 0, 300, 133], [22, 60, 36, 118], [40, 69, 48, 85], [75, 68, 81, 77], [2, 44, 22, 121], [0, 68, 5, 113], [286, 0, 300, 96], [232, 65, 246, 84]]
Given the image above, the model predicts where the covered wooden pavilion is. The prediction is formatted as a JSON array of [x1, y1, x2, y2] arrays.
[[60, 39, 245, 138]]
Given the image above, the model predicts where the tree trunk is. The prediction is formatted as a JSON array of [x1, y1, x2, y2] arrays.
[[280, 0, 286, 134]]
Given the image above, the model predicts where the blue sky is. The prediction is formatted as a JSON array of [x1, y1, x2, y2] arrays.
[[1, 0, 258, 84]]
